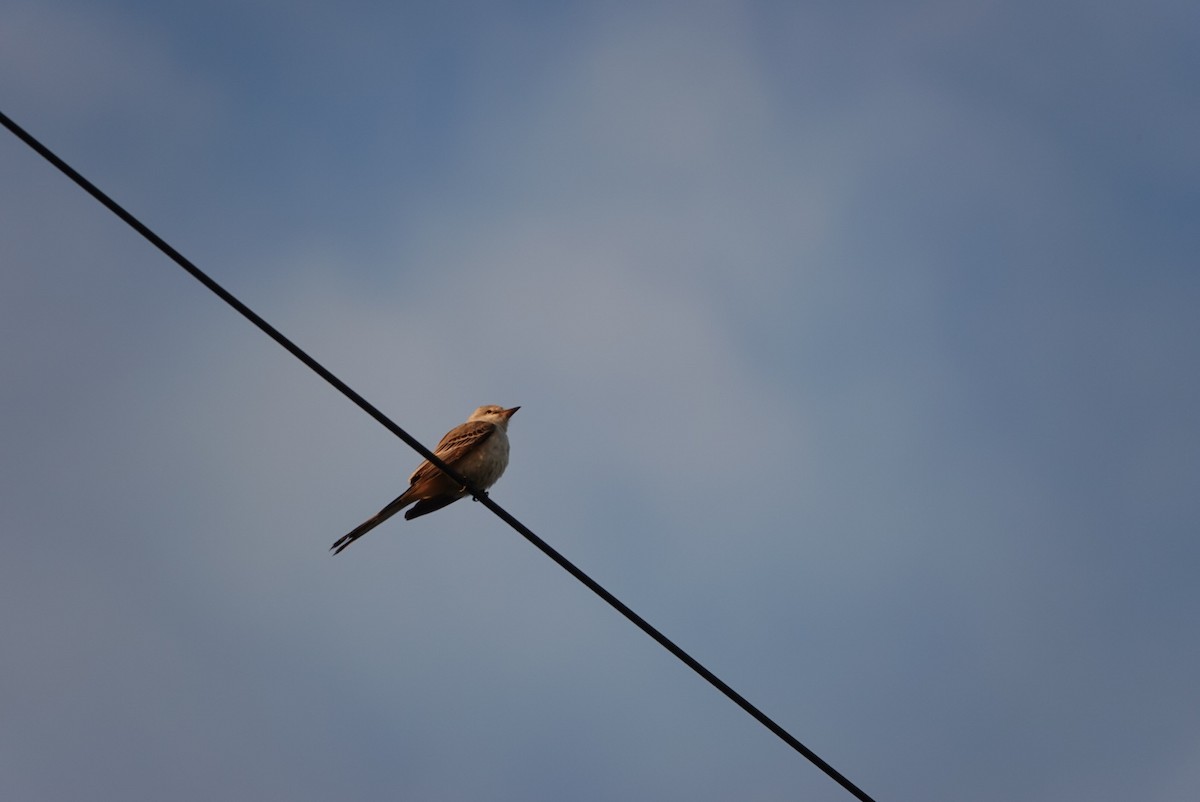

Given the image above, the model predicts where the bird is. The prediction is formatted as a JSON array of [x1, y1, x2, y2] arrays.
[[330, 404, 519, 555]]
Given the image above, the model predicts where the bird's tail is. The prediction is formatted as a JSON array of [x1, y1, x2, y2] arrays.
[[330, 490, 415, 555]]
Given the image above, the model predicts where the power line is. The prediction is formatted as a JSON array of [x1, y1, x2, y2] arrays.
[[2, 109, 878, 802]]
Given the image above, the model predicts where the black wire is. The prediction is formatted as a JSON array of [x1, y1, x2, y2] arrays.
[[2, 109, 878, 802]]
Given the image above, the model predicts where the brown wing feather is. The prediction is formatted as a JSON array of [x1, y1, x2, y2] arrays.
[[408, 420, 496, 485], [404, 495, 461, 520]]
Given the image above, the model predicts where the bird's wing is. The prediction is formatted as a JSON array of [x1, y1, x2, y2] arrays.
[[408, 420, 496, 484]]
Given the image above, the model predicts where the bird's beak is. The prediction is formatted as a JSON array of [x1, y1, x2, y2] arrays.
[[503, 406, 520, 418]]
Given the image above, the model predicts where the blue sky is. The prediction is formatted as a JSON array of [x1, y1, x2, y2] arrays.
[[3, 2, 1198, 800]]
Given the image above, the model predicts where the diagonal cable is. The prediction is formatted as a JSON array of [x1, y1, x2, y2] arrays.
[[2, 109, 878, 802]]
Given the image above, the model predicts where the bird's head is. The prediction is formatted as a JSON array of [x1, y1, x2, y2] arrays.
[[470, 404, 520, 429]]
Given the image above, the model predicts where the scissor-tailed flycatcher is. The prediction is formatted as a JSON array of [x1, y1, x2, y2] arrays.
[[330, 404, 519, 555]]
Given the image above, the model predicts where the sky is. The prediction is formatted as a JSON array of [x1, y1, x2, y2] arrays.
[[2, 1, 1199, 800]]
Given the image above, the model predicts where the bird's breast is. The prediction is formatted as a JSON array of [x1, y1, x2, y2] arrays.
[[461, 430, 510, 489]]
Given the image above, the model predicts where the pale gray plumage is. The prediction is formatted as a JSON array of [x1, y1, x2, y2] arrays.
[[330, 405, 519, 554]]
